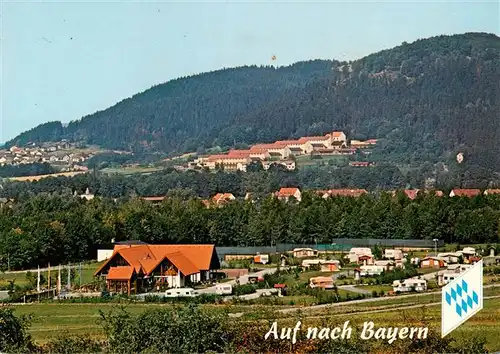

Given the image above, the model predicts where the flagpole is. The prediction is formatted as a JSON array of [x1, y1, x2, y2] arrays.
[[37, 265, 41, 292], [48, 263, 51, 289], [67, 263, 71, 291], [57, 265, 61, 295]]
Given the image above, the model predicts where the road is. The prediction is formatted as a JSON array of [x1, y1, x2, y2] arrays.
[[339, 284, 371, 294], [197, 267, 280, 294]]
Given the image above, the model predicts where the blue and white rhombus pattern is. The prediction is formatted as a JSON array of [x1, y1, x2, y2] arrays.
[[441, 260, 483, 337], [444, 279, 479, 317]]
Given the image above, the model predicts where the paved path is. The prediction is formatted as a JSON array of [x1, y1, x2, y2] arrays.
[[339, 284, 371, 294], [197, 267, 280, 294]]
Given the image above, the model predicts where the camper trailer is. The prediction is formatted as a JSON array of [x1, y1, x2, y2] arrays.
[[165, 288, 197, 298], [215, 284, 233, 295], [254, 254, 270, 264]]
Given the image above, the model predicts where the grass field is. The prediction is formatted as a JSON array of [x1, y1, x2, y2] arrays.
[[11, 287, 500, 349], [295, 155, 348, 168], [0, 262, 104, 289], [100, 166, 164, 175]]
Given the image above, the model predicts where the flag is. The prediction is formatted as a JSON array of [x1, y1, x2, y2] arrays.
[[442, 260, 483, 337]]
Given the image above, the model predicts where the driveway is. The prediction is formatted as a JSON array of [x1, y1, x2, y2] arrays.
[[197, 267, 279, 294]]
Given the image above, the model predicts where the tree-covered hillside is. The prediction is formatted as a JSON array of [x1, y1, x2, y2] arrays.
[[6, 33, 500, 170]]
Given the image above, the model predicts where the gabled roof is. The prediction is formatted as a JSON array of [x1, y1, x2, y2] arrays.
[[277, 187, 300, 196], [166, 251, 199, 276], [275, 140, 302, 145], [212, 193, 235, 203], [250, 143, 286, 150], [298, 136, 330, 142], [95, 244, 217, 276], [141, 196, 166, 202], [484, 189, 500, 195], [330, 131, 345, 138], [107, 266, 135, 280], [325, 189, 368, 197], [450, 189, 481, 197]]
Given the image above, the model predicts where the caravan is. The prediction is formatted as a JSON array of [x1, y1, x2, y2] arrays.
[[215, 283, 233, 295], [164, 287, 197, 298]]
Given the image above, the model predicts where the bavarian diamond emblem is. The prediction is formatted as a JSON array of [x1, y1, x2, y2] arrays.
[[441, 260, 483, 337]]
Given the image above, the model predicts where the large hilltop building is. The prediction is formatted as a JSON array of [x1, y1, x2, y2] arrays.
[[192, 130, 366, 171]]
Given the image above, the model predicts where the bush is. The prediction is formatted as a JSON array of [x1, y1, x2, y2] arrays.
[[0, 307, 35, 353]]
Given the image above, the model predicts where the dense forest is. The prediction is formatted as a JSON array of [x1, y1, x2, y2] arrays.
[[6, 33, 500, 173], [1, 160, 498, 201], [1, 191, 499, 270]]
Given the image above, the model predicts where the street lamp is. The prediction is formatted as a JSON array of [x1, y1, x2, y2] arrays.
[[433, 239, 439, 256]]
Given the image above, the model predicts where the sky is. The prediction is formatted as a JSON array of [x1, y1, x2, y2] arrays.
[[1, 1, 499, 143]]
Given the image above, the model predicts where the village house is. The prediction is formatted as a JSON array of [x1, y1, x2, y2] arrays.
[[449, 189, 481, 197], [301, 259, 341, 272], [94, 243, 220, 295], [298, 136, 332, 150], [309, 276, 335, 289], [358, 264, 385, 276], [322, 189, 368, 198], [393, 278, 427, 293], [420, 256, 446, 268], [437, 264, 472, 286], [274, 140, 307, 156], [358, 254, 374, 265], [384, 249, 403, 260], [204, 155, 250, 172], [437, 252, 461, 264], [347, 247, 373, 263], [293, 247, 318, 258], [484, 189, 500, 195], [141, 196, 167, 204], [330, 131, 347, 143], [80, 188, 95, 201], [373, 260, 395, 271], [250, 143, 292, 159], [275, 187, 302, 202], [212, 193, 236, 206]]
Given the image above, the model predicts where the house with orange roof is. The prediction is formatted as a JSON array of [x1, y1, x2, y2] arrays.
[[274, 140, 309, 155], [298, 136, 332, 150], [449, 189, 481, 198], [250, 143, 291, 159], [212, 193, 236, 206], [141, 196, 166, 203], [484, 189, 500, 195], [205, 154, 250, 171], [329, 131, 347, 143], [274, 187, 302, 202], [227, 149, 270, 160], [94, 243, 220, 295], [322, 189, 368, 198]]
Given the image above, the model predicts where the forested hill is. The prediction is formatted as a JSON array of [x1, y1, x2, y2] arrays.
[[7, 32, 500, 169]]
